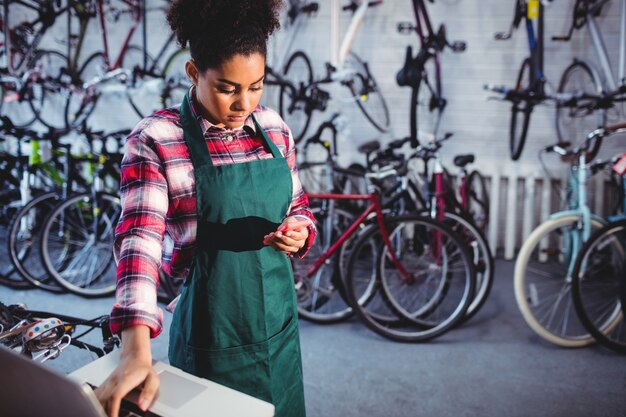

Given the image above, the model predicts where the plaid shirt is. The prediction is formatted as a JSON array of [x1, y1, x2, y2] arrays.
[[110, 91, 316, 338]]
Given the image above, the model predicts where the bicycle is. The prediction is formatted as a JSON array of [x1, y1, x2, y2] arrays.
[[395, 0, 466, 147], [295, 164, 476, 342], [554, 0, 626, 149], [571, 150, 626, 354], [0, 301, 119, 361], [513, 123, 626, 347], [37, 133, 124, 297], [275, 0, 390, 144], [0, 0, 77, 127], [489, 0, 555, 160], [66, 0, 189, 127]]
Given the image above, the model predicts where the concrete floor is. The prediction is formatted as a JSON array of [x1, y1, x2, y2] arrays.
[[1, 260, 625, 417]]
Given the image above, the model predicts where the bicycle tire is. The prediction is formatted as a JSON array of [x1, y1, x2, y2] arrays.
[[0, 189, 32, 289], [345, 52, 390, 133], [571, 219, 626, 354], [439, 211, 494, 324], [124, 45, 162, 118], [346, 215, 475, 342], [279, 50, 313, 144], [514, 215, 605, 347], [65, 52, 107, 129], [409, 53, 442, 145], [40, 192, 121, 297], [293, 206, 356, 323], [8, 191, 66, 293], [556, 60, 605, 161], [29, 49, 71, 129], [509, 58, 532, 161], [466, 170, 490, 233], [161, 48, 191, 108]]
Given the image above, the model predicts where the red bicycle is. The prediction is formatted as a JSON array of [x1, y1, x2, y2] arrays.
[[293, 168, 476, 342]]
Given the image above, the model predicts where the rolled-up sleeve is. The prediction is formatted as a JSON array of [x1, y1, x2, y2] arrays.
[[110, 131, 168, 338]]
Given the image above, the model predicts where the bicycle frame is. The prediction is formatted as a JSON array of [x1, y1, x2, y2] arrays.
[[96, 0, 141, 70], [329, 0, 381, 72], [583, 0, 626, 91], [306, 191, 412, 282]]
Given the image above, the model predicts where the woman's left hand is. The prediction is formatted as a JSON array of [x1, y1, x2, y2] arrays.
[[263, 217, 310, 255]]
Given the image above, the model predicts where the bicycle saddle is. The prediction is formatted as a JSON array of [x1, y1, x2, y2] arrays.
[[453, 154, 475, 168], [358, 140, 381, 155], [396, 46, 420, 88]]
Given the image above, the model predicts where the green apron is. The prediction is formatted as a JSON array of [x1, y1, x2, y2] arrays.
[[169, 93, 306, 417]]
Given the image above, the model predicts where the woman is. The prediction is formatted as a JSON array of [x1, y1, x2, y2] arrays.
[[95, 1, 315, 416]]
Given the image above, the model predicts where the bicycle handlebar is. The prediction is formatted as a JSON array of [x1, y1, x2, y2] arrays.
[[543, 121, 626, 159]]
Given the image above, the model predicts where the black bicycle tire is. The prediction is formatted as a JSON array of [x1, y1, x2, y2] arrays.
[[39, 192, 120, 297], [441, 211, 494, 324], [279, 50, 314, 144], [124, 45, 160, 118], [509, 58, 532, 161], [161, 48, 191, 109], [7, 191, 66, 292], [556, 59, 605, 161], [65, 52, 105, 129], [29, 49, 71, 129], [294, 206, 356, 324], [571, 219, 626, 354], [346, 214, 475, 342], [466, 170, 490, 233], [0, 189, 32, 289], [346, 52, 390, 133], [409, 53, 442, 146]]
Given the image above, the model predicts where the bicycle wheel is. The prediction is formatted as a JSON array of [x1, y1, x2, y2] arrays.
[[514, 215, 605, 347], [40, 192, 121, 297], [346, 215, 475, 342], [279, 51, 313, 144], [571, 220, 626, 354], [124, 45, 162, 118], [0, 189, 31, 289], [8, 191, 66, 293], [509, 58, 532, 161], [29, 49, 71, 129], [466, 170, 490, 233], [345, 219, 408, 329], [293, 206, 355, 323], [440, 211, 494, 324], [409, 54, 442, 143], [161, 48, 191, 108], [556, 60, 605, 160], [344, 52, 390, 133], [379, 215, 475, 341], [65, 52, 107, 129]]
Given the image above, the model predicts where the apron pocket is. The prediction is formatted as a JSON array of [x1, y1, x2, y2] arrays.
[[184, 316, 297, 403]]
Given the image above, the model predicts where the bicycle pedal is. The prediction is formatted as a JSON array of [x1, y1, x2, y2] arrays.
[[450, 41, 467, 53]]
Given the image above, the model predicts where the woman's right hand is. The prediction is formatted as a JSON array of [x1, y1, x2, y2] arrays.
[[94, 325, 160, 417]]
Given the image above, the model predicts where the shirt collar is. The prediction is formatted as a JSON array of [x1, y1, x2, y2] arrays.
[[188, 86, 257, 136]]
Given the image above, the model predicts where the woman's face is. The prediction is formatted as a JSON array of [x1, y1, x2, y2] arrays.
[[186, 52, 265, 130]]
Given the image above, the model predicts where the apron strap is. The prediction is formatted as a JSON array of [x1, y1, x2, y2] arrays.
[[180, 92, 213, 167], [251, 114, 283, 159]]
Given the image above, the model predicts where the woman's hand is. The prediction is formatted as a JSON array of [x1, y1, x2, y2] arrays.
[[263, 216, 310, 255], [94, 326, 160, 417]]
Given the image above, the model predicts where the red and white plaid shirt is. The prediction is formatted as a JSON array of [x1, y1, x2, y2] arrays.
[[110, 90, 316, 338]]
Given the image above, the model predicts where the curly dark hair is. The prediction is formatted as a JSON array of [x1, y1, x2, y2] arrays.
[[166, 0, 283, 72]]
